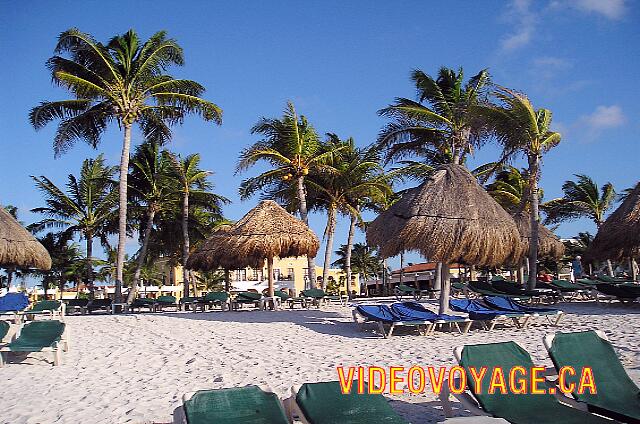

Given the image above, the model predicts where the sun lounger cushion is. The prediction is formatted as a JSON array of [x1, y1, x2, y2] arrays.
[[0, 293, 29, 312], [203, 292, 228, 303], [548, 331, 640, 422], [236, 292, 262, 301], [460, 342, 613, 424], [301, 289, 326, 299], [7, 321, 65, 352], [156, 296, 176, 304], [295, 381, 408, 424], [596, 283, 640, 299], [28, 300, 61, 313], [483, 296, 559, 315], [184, 385, 289, 424], [355, 305, 403, 323], [449, 299, 521, 321], [394, 302, 468, 322]]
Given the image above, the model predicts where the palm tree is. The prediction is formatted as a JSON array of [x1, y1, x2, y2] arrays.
[[30, 155, 118, 294], [479, 87, 562, 289], [543, 174, 616, 275], [333, 243, 383, 281], [486, 166, 545, 213], [166, 152, 228, 297], [30, 28, 222, 301], [126, 142, 175, 302], [307, 135, 390, 292], [378, 67, 491, 168], [237, 102, 340, 288], [33, 232, 81, 297]]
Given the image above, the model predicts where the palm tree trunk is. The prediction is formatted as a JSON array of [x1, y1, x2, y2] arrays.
[[345, 213, 357, 299], [127, 208, 156, 304], [527, 155, 540, 290], [517, 260, 525, 285], [434, 262, 442, 291], [6, 269, 12, 289], [181, 190, 191, 297], [115, 123, 133, 303], [469, 264, 477, 281], [439, 263, 451, 314], [86, 234, 94, 298], [297, 176, 316, 289], [631, 258, 638, 281], [224, 270, 230, 292], [321, 206, 337, 291]]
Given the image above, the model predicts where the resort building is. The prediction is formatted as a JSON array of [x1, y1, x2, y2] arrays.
[[153, 256, 358, 297]]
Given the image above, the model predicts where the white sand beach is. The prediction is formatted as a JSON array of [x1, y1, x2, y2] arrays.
[[1, 301, 639, 424]]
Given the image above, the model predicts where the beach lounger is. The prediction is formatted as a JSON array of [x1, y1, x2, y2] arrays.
[[290, 381, 409, 424], [0, 292, 29, 323], [179, 296, 201, 311], [0, 320, 10, 342], [392, 301, 473, 334], [491, 279, 553, 300], [352, 304, 431, 337], [180, 385, 289, 424], [595, 283, 640, 303], [232, 292, 262, 310], [483, 296, 565, 326], [19, 300, 65, 321], [130, 297, 157, 313], [0, 320, 68, 367], [394, 283, 424, 301], [155, 295, 178, 311], [468, 280, 530, 300], [596, 275, 631, 284], [301, 289, 327, 308], [440, 341, 615, 423], [543, 330, 640, 423], [449, 299, 531, 330], [196, 292, 229, 312], [64, 298, 89, 315], [270, 290, 302, 309], [87, 298, 113, 314]]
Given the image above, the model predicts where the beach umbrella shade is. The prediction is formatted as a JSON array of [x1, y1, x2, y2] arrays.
[[587, 182, 640, 277], [366, 164, 524, 313], [512, 211, 565, 261], [187, 200, 320, 298], [0, 206, 52, 272]]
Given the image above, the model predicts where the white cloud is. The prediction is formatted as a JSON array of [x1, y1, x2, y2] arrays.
[[572, 0, 627, 19], [581, 105, 626, 130], [500, 0, 537, 51]]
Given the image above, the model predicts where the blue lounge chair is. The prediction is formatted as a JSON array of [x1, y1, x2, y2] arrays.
[[392, 302, 472, 334], [483, 296, 565, 326], [352, 304, 432, 338], [0, 293, 29, 323], [449, 299, 530, 330]]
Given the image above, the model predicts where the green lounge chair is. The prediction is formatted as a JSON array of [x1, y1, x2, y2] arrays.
[[290, 381, 409, 423], [469, 281, 531, 301], [20, 300, 65, 320], [179, 296, 201, 311], [544, 330, 640, 423], [394, 284, 424, 301], [0, 320, 67, 366], [272, 290, 306, 309], [440, 341, 614, 423], [155, 295, 178, 311], [87, 298, 113, 314], [196, 292, 229, 312], [0, 320, 10, 342], [301, 289, 327, 308], [64, 298, 89, 315], [232, 292, 262, 310], [130, 297, 157, 313], [596, 275, 631, 284], [181, 385, 289, 424]]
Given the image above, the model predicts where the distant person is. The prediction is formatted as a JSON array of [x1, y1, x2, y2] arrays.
[[572, 256, 583, 281]]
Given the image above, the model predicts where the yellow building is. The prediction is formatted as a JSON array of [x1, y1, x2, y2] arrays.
[[154, 255, 358, 297]]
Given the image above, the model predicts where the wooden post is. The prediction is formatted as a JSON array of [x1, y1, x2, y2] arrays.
[[267, 257, 275, 299], [439, 263, 451, 314]]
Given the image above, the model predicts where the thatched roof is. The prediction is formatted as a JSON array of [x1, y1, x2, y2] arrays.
[[367, 164, 523, 266], [187, 200, 320, 271], [588, 182, 640, 260], [0, 207, 51, 270], [513, 212, 565, 260]]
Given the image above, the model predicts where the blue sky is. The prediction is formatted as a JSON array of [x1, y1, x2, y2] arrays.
[[1, 0, 638, 270]]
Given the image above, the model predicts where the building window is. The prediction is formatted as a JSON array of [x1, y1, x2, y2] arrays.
[[274, 268, 281, 281], [287, 268, 294, 280]]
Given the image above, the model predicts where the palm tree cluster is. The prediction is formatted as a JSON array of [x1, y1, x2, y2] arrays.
[[16, 28, 633, 298]]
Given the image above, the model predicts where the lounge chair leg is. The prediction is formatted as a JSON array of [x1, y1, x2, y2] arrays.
[[387, 323, 395, 337], [553, 313, 564, 326], [53, 348, 61, 366], [463, 321, 472, 333], [0, 352, 4, 367], [377, 322, 388, 338]]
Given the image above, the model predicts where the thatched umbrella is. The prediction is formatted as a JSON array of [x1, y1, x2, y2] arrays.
[[187, 200, 320, 298], [588, 182, 640, 279], [513, 212, 564, 260], [367, 164, 524, 313], [0, 207, 52, 285]]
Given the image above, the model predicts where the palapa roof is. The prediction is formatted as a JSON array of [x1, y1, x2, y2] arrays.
[[367, 164, 523, 266], [0, 207, 51, 270], [187, 200, 320, 271], [588, 182, 640, 260], [513, 212, 565, 260]]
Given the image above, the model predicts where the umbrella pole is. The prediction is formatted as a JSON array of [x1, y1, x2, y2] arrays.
[[439, 263, 451, 314], [267, 256, 275, 301]]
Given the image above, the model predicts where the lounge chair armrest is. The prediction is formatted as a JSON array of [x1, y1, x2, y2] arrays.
[[442, 377, 492, 417]]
